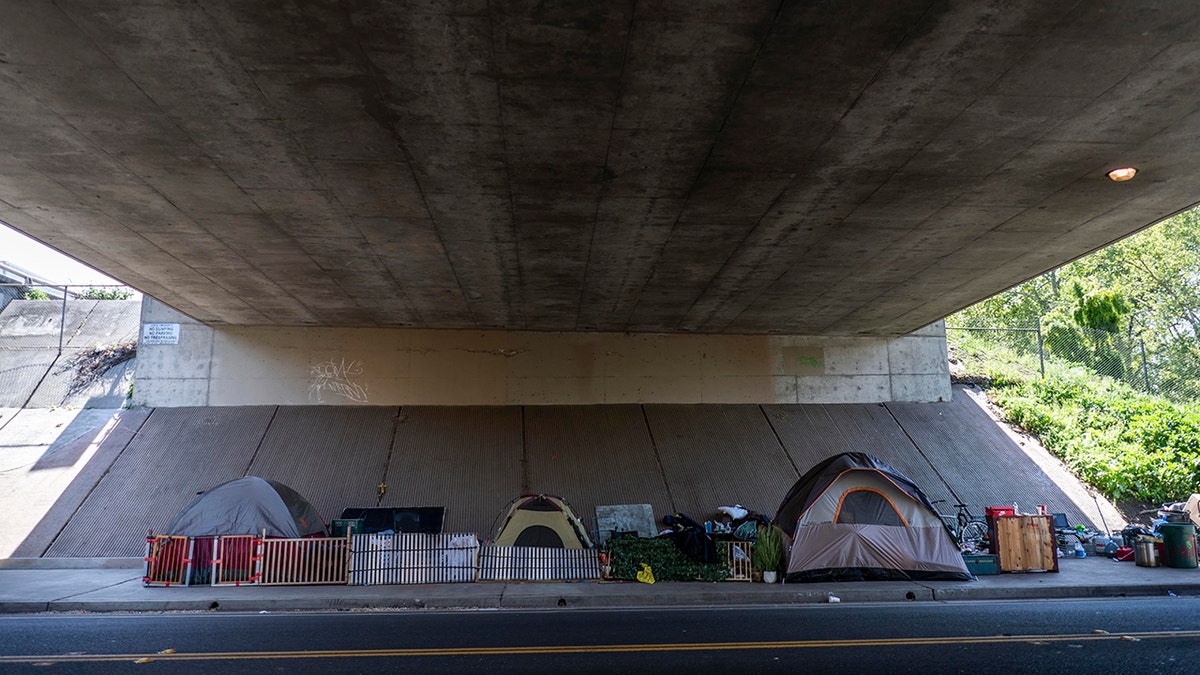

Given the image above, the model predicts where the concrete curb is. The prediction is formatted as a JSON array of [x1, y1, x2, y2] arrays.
[[14, 582, 1198, 615], [0, 557, 141, 570], [4, 557, 1200, 614]]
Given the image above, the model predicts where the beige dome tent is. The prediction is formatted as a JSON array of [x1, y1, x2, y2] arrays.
[[494, 494, 593, 548], [775, 453, 971, 582]]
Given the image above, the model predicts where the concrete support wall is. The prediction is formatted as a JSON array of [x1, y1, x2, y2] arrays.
[[136, 299, 950, 407]]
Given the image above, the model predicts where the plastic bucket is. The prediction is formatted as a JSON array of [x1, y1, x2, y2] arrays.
[[1159, 523, 1198, 569]]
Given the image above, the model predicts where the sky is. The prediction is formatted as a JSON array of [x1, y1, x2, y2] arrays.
[[0, 221, 119, 286]]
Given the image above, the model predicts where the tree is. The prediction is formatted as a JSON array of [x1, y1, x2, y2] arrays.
[[951, 205, 1200, 400]]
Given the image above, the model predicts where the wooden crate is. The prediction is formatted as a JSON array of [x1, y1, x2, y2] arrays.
[[995, 515, 1059, 572]]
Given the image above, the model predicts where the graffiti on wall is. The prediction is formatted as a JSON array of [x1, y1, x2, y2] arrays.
[[308, 358, 369, 403], [781, 346, 826, 376]]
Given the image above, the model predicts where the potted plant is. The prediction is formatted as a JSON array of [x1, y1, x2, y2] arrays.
[[754, 523, 785, 583]]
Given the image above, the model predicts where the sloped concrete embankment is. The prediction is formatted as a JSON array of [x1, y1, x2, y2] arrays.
[[5, 386, 1121, 560], [0, 299, 139, 409]]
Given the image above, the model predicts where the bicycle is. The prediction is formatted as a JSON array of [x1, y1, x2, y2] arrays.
[[933, 500, 989, 551]]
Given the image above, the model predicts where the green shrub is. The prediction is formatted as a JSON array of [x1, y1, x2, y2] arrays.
[[607, 537, 729, 582], [753, 524, 784, 573], [979, 354, 1200, 504]]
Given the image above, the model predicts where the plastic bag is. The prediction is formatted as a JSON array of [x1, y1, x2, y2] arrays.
[[636, 563, 655, 584]]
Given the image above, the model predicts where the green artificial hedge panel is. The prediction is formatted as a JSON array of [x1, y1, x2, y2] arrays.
[[607, 537, 730, 582]]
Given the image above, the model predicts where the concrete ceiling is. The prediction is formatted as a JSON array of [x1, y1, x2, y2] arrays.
[[3, 1, 1200, 335]]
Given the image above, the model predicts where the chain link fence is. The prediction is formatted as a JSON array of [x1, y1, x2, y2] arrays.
[[0, 282, 142, 409], [947, 316, 1200, 404]]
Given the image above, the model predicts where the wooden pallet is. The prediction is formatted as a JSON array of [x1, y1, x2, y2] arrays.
[[995, 515, 1058, 572]]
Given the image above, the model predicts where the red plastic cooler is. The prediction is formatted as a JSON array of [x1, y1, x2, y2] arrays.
[[984, 506, 1016, 553]]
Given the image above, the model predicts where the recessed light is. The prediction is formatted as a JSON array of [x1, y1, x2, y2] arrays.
[[1107, 167, 1137, 182]]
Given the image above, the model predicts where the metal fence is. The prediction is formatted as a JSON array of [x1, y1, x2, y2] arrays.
[[947, 317, 1200, 403], [477, 546, 601, 582], [143, 535, 193, 587], [146, 533, 609, 587], [260, 536, 351, 586], [348, 533, 479, 585]]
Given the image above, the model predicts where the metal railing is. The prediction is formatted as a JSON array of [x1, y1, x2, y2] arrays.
[[211, 535, 262, 586], [725, 541, 753, 581], [144, 532, 616, 587], [143, 535, 193, 587], [260, 537, 350, 586], [349, 533, 479, 585], [477, 545, 600, 582]]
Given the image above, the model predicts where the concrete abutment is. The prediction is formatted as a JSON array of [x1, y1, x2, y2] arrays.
[[135, 298, 950, 407]]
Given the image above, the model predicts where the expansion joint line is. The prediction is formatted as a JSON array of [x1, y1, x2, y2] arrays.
[[640, 405, 675, 513], [241, 407, 280, 477], [757, 404, 801, 478], [881, 402, 961, 504]]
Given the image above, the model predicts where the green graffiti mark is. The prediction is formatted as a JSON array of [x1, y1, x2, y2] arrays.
[[794, 356, 823, 368]]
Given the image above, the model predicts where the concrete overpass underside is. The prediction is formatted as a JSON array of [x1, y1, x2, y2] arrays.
[[0, 3, 1188, 538], [3, 1, 1200, 337], [8, 387, 1120, 558]]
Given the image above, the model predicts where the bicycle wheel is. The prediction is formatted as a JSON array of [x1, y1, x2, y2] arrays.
[[959, 521, 988, 551]]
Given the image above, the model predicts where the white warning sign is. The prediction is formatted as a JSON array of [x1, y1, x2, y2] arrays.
[[142, 323, 180, 345]]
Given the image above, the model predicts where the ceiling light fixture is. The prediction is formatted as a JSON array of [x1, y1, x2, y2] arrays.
[[1107, 167, 1137, 182]]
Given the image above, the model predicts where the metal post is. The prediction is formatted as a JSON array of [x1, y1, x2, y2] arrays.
[[1036, 316, 1045, 378], [58, 285, 67, 355], [1140, 338, 1151, 392]]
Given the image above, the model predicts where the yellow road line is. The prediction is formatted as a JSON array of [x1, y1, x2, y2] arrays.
[[3, 630, 1196, 664]]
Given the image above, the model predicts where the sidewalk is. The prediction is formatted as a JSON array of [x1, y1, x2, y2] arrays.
[[2, 555, 1199, 614]]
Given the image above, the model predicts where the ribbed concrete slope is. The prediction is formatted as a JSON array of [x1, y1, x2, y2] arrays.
[[20, 387, 1119, 557], [645, 405, 800, 521], [247, 406, 398, 527], [386, 407, 524, 537], [524, 405, 674, 538], [764, 403, 959, 509], [44, 407, 275, 558], [887, 392, 1101, 528], [0, 408, 149, 558]]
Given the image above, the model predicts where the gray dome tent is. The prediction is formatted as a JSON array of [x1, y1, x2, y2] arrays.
[[774, 453, 971, 582], [164, 476, 327, 538]]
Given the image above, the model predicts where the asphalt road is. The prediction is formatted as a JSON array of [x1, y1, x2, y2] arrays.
[[1, 597, 1198, 673]]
